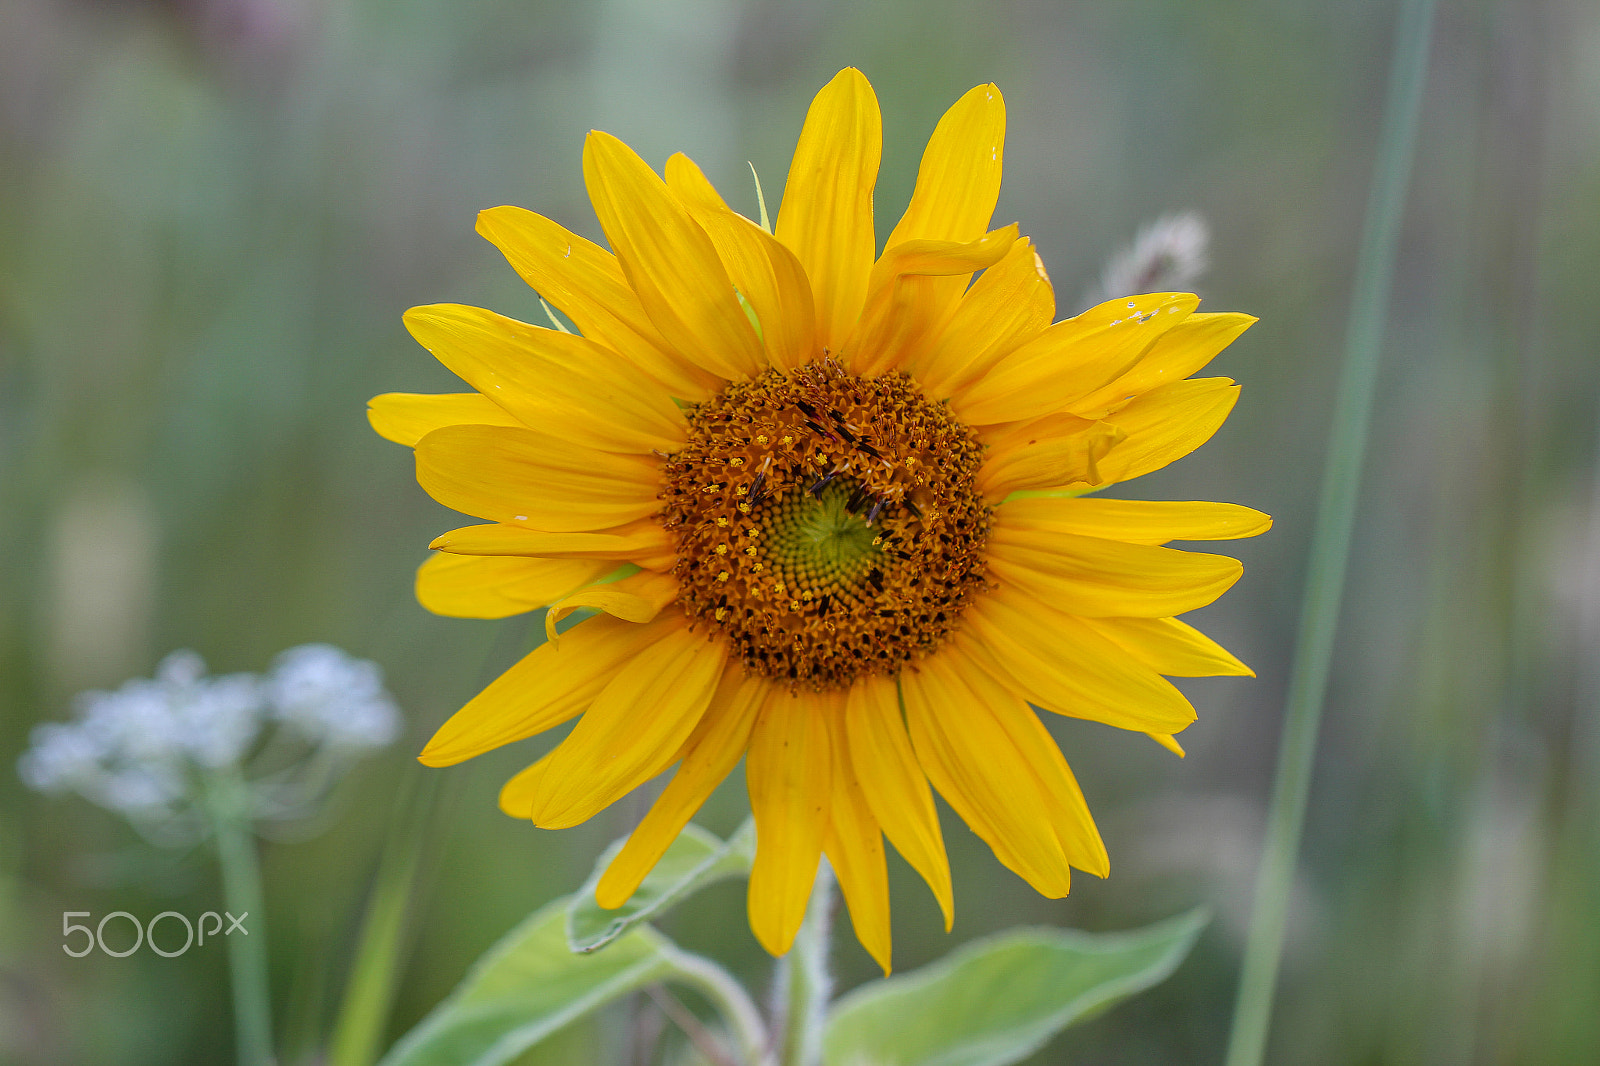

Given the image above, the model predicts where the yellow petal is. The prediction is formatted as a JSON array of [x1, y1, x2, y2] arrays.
[[986, 523, 1243, 618], [665, 153, 818, 372], [844, 674, 953, 930], [1083, 616, 1255, 678], [844, 226, 1018, 377], [420, 613, 675, 767], [498, 749, 555, 818], [1068, 312, 1256, 418], [415, 553, 608, 619], [475, 206, 720, 401], [429, 520, 674, 563], [982, 381, 1242, 498], [884, 83, 1006, 249], [774, 68, 881, 352], [997, 497, 1272, 544], [526, 622, 728, 829], [584, 131, 763, 381], [1147, 733, 1187, 757], [975, 415, 1126, 499], [823, 711, 892, 974], [595, 672, 768, 909], [914, 237, 1054, 397], [1085, 377, 1240, 488], [901, 653, 1072, 897], [746, 687, 833, 956], [414, 423, 661, 532], [839, 272, 946, 379], [544, 568, 679, 642], [368, 392, 523, 447], [946, 636, 1108, 877], [402, 304, 685, 454], [953, 293, 1200, 425], [964, 586, 1197, 734], [862, 226, 1019, 297], [878, 82, 1006, 338]]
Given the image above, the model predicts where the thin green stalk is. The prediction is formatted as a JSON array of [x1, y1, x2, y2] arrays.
[[208, 772, 275, 1066], [326, 772, 433, 1066], [1224, 2, 1438, 1065], [661, 944, 774, 1066], [324, 621, 512, 1063], [777, 862, 835, 1066]]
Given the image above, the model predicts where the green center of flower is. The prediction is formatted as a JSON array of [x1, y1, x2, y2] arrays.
[[658, 360, 992, 689], [761, 480, 883, 594]]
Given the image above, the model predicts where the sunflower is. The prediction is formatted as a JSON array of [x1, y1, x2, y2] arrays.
[[370, 68, 1268, 972]]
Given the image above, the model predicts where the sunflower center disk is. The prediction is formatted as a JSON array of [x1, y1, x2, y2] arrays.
[[763, 481, 883, 592], [658, 361, 992, 689]]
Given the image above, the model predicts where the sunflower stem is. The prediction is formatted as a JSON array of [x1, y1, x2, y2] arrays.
[[1223, 1, 1437, 1065], [777, 861, 835, 1066], [660, 944, 773, 1066], [206, 770, 275, 1066]]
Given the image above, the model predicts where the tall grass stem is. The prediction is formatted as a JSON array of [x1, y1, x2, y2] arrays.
[[1223, 1, 1438, 1064], [326, 770, 434, 1066]]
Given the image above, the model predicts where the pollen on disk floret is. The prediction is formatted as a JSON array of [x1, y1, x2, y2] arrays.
[[658, 359, 992, 689]]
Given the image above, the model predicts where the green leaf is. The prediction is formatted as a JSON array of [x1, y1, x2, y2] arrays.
[[377, 896, 674, 1066], [823, 908, 1209, 1066], [567, 819, 756, 954]]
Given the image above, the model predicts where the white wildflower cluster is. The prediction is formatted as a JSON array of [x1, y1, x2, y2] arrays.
[[18, 645, 400, 836], [266, 644, 400, 753], [1087, 211, 1211, 307]]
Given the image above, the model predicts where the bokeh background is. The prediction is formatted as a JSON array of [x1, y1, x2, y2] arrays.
[[3, 0, 1599, 1062]]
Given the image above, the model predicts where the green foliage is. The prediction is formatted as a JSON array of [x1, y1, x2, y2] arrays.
[[379, 823, 770, 1066], [378, 815, 1203, 1066], [567, 819, 755, 955], [377, 895, 676, 1066], [822, 909, 1208, 1066]]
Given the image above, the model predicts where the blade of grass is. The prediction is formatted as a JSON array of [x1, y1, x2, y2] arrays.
[[1223, 2, 1439, 1064], [329, 615, 536, 1065], [327, 768, 439, 1066]]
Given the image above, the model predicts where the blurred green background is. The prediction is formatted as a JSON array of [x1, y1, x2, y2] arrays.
[[3, 0, 1598, 1062]]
